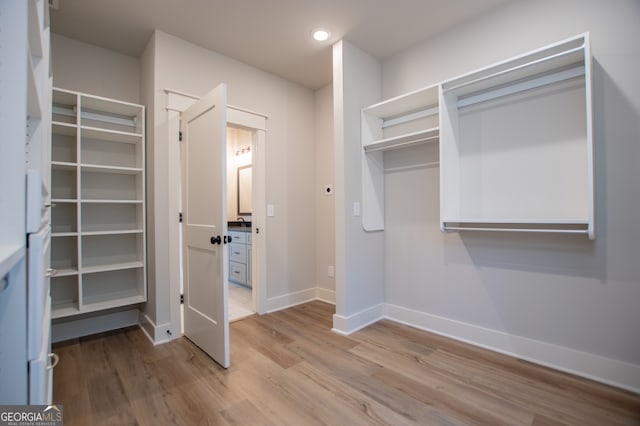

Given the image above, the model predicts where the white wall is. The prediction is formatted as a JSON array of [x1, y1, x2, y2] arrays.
[[314, 84, 335, 298], [379, 0, 640, 390], [142, 30, 318, 333], [51, 34, 140, 103], [140, 32, 157, 322], [332, 41, 386, 333]]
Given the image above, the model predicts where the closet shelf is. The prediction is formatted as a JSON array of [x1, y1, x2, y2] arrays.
[[51, 303, 80, 320], [441, 40, 585, 97], [52, 122, 77, 135], [364, 84, 439, 119], [52, 267, 78, 277], [80, 199, 143, 204], [364, 127, 439, 153], [51, 161, 77, 171], [81, 164, 143, 175], [82, 229, 143, 237], [81, 261, 144, 275], [82, 293, 146, 313]]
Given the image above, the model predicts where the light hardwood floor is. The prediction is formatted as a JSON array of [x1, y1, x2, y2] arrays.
[[53, 301, 640, 425]]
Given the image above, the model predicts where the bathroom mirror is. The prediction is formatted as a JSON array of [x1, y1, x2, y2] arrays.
[[238, 165, 252, 215]]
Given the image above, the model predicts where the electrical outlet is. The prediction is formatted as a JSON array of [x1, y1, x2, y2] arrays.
[[323, 185, 333, 195], [328, 265, 335, 277]]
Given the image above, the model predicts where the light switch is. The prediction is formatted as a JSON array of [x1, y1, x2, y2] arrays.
[[353, 202, 361, 217], [267, 204, 275, 217]]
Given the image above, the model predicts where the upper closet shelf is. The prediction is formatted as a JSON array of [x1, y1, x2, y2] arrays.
[[442, 36, 587, 106], [364, 84, 439, 120], [363, 127, 439, 153]]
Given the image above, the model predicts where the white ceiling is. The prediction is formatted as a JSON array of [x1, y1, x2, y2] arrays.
[[50, 0, 510, 90]]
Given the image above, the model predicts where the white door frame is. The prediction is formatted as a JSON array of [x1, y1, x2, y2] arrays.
[[165, 88, 268, 336]]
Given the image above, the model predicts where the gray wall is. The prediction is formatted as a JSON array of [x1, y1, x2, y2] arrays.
[[51, 34, 140, 103], [333, 41, 386, 331], [315, 84, 336, 295], [143, 30, 318, 332], [380, 0, 639, 389]]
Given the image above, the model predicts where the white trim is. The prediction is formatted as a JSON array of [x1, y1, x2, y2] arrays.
[[164, 88, 268, 119], [51, 308, 139, 343], [264, 288, 317, 313], [138, 311, 174, 345], [331, 303, 385, 335], [384, 303, 640, 394], [315, 287, 336, 304]]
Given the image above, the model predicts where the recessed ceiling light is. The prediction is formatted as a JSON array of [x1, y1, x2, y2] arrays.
[[312, 29, 331, 42]]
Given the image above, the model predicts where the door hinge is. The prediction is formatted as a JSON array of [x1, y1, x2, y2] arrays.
[[180, 294, 184, 304], [179, 212, 183, 223], [179, 131, 183, 141]]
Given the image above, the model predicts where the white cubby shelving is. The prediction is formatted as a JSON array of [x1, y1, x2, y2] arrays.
[[50, 88, 146, 319], [439, 33, 593, 238]]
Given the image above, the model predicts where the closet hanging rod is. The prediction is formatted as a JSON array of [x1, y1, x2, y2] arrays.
[[443, 225, 589, 235], [384, 161, 440, 173], [382, 106, 439, 129], [442, 45, 584, 94], [457, 65, 584, 109]]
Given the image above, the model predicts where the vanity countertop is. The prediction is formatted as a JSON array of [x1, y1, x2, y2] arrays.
[[228, 221, 251, 232]]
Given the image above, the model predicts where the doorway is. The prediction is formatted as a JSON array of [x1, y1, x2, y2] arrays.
[[165, 88, 268, 343], [226, 126, 255, 320]]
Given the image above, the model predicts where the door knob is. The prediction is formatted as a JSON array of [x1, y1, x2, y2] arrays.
[[224, 235, 233, 244], [210, 236, 221, 245]]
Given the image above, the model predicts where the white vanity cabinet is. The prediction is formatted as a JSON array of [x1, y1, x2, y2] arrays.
[[228, 230, 252, 288]]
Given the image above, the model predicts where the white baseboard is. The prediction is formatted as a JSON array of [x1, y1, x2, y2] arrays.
[[384, 303, 640, 394], [52, 308, 139, 343], [138, 311, 174, 345], [264, 288, 317, 313], [332, 303, 385, 335], [315, 287, 336, 304]]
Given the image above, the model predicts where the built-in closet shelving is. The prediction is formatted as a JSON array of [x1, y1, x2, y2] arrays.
[[439, 33, 594, 238], [50, 88, 146, 319], [361, 84, 439, 230], [361, 33, 594, 239]]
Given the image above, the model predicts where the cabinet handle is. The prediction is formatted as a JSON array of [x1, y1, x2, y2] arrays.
[[47, 353, 59, 370], [45, 268, 58, 278]]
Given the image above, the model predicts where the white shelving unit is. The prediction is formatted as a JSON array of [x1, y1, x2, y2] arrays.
[[439, 33, 594, 238], [361, 84, 439, 230], [50, 88, 146, 319]]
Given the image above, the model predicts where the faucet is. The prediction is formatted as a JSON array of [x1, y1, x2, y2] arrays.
[[237, 217, 246, 225]]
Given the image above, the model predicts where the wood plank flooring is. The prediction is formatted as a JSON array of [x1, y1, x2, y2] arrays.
[[52, 301, 640, 425]]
